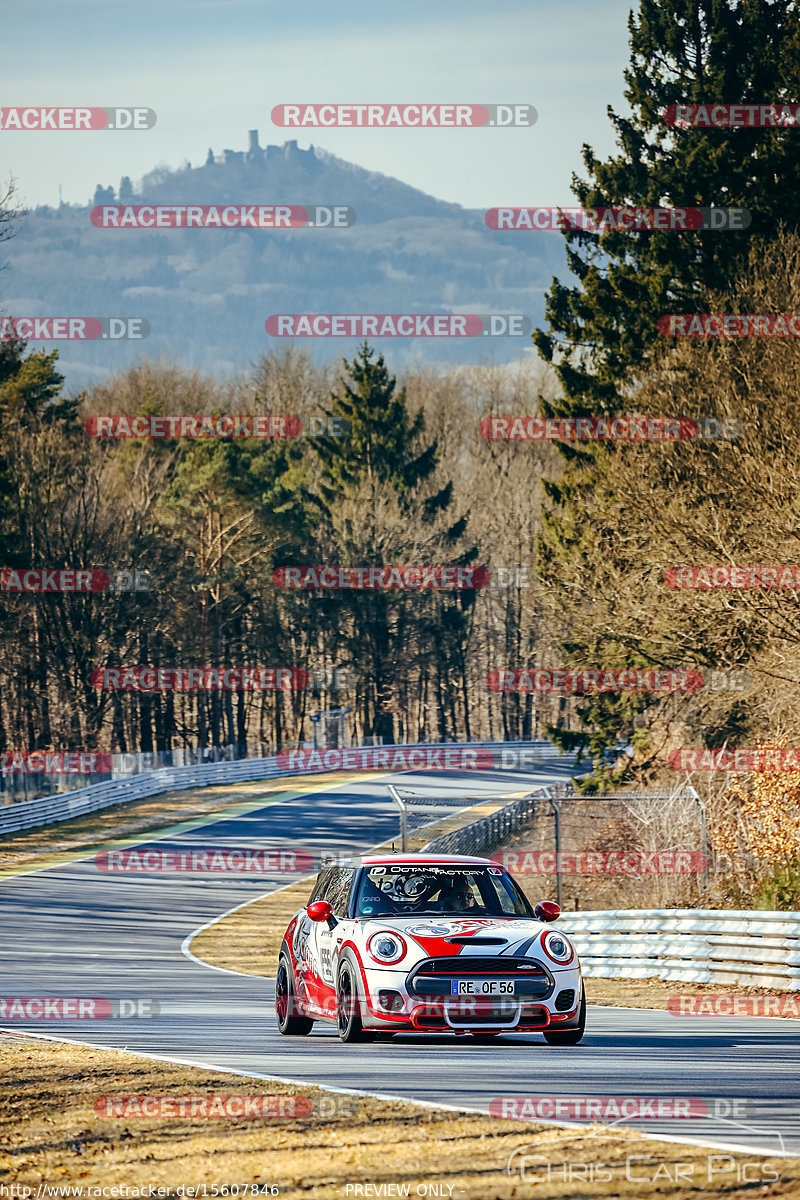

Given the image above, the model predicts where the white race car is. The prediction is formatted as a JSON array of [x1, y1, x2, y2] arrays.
[[275, 852, 585, 1043]]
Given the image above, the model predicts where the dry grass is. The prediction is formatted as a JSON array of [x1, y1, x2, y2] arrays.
[[3, 1035, 799, 1198]]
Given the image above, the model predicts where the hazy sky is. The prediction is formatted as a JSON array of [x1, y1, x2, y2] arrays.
[[2, 0, 635, 211]]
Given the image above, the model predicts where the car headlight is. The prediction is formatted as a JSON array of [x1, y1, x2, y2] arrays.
[[367, 931, 407, 964], [541, 929, 574, 965]]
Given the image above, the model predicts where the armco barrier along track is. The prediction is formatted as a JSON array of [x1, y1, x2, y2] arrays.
[[565, 909, 800, 991], [0, 740, 559, 834]]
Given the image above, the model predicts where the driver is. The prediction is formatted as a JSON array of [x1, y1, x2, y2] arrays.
[[430, 875, 476, 912]]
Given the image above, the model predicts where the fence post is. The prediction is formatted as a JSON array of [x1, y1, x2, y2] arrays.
[[544, 789, 563, 909], [686, 785, 709, 889], [387, 785, 409, 852]]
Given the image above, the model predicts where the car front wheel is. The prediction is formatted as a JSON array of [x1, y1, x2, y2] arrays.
[[336, 960, 372, 1043], [276, 954, 314, 1035]]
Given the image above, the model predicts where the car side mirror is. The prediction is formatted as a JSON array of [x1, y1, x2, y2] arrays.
[[307, 900, 337, 929], [534, 901, 561, 923]]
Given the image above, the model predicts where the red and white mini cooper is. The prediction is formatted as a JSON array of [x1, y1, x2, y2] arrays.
[[275, 853, 585, 1043]]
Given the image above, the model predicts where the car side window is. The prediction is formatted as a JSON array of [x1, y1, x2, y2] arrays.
[[325, 867, 356, 917], [307, 868, 332, 906]]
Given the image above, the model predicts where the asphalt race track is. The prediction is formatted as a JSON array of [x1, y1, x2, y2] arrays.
[[2, 763, 799, 1159]]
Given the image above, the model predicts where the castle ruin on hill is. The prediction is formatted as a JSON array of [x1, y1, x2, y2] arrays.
[[204, 131, 317, 168], [92, 132, 318, 205]]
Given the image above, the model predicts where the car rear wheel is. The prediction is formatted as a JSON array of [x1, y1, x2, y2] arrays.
[[543, 982, 586, 1045], [336, 960, 372, 1043], [276, 955, 314, 1035]]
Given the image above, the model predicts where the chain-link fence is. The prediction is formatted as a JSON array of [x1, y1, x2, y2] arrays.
[[422, 784, 712, 909]]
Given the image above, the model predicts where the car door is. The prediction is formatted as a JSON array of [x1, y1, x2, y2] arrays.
[[293, 868, 332, 1009], [308, 866, 356, 1003]]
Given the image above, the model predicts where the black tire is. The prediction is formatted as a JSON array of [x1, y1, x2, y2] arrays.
[[275, 954, 314, 1036], [336, 959, 372, 1043], [543, 983, 586, 1045]]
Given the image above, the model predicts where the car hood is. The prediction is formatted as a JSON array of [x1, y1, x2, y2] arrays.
[[359, 915, 569, 962]]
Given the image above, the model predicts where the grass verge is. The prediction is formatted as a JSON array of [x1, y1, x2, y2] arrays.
[[2, 1034, 798, 1197]]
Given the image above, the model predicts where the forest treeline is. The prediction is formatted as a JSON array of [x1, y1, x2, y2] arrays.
[[2, 218, 800, 781], [0, 336, 569, 757]]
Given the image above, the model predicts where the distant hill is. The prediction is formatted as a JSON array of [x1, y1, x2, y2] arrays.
[[2, 131, 566, 389]]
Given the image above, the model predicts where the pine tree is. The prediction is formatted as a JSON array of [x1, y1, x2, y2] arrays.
[[534, 0, 800, 422], [306, 344, 478, 743], [533, 0, 800, 775]]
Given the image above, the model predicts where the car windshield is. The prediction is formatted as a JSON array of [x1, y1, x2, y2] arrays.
[[354, 864, 534, 918]]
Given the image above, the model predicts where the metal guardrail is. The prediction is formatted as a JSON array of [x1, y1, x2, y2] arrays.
[[562, 909, 800, 991], [0, 740, 562, 836]]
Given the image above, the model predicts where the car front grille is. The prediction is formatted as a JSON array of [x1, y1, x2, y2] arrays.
[[407, 955, 553, 999]]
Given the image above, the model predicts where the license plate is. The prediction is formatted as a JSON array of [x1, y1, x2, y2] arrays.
[[451, 979, 516, 996]]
